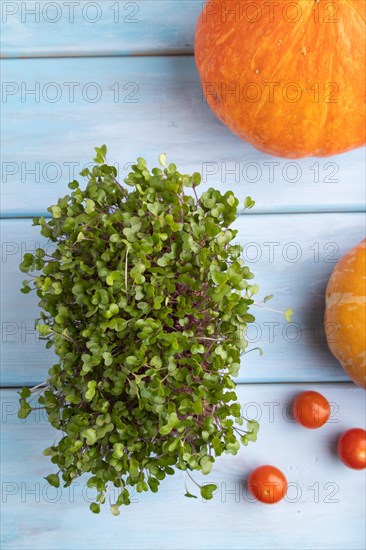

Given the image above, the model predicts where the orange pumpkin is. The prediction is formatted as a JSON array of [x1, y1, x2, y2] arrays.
[[325, 239, 366, 389], [195, 0, 366, 158]]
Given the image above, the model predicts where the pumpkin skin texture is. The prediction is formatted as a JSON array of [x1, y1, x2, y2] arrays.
[[195, 0, 366, 158], [325, 239, 366, 389]]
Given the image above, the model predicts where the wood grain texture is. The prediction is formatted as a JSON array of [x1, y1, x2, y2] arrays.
[[1, 4, 366, 549], [1, 214, 365, 386], [1, 384, 365, 550], [1, 56, 365, 217], [1, 0, 201, 58]]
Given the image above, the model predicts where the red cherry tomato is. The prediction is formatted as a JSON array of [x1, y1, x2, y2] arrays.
[[338, 428, 366, 470], [247, 465, 287, 504], [293, 390, 330, 429]]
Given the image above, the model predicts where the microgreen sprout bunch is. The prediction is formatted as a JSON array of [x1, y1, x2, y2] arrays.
[[19, 147, 260, 514]]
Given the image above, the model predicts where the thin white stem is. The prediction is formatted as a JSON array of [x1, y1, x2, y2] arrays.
[[50, 329, 74, 343], [253, 303, 284, 315], [30, 381, 48, 393], [125, 245, 130, 293], [186, 470, 201, 489], [193, 186, 199, 205]]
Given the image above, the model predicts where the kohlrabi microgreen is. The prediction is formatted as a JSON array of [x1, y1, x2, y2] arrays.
[[19, 147, 260, 514]]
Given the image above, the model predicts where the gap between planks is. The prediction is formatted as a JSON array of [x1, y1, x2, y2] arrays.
[[1, 52, 195, 60], [2, 209, 366, 221], [1, 382, 357, 390]]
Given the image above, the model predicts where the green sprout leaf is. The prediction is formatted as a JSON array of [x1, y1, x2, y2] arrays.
[[45, 474, 60, 488], [284, 308, 294, 322], [36, 325, 52, 336], [19, 387, 31, 399], [17, 401, 31, 419], [90, 503, 101, 514], [200, 484, 218, 500], [82, 429, 97, 445], [184, 492, 198, 499], [50, 205, 62, 218], [158, 153, 167, 167], [244, 196, 255, 210]]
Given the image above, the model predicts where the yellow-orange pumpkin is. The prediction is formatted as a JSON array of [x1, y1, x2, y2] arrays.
[[195, 0, 366, 158], [325, 239, 366, 389]]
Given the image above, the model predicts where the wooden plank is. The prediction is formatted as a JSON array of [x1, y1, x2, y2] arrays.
[[1, 56, 365, 217], [1, 383, 365, 550], [1, 214, 365, 386], [0, 0, 201, 58]]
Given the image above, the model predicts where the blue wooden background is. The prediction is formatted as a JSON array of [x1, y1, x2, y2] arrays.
[[1, 2, 365, 548]]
